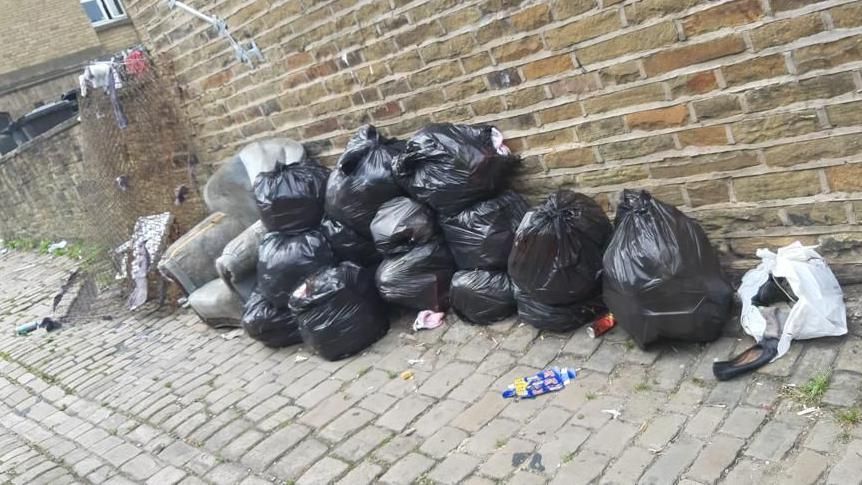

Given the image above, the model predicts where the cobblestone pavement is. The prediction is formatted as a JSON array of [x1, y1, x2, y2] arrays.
[[1, 250, 861, 485]]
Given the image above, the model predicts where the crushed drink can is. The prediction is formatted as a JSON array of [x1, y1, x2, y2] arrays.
[[587, 313, 616, 338]]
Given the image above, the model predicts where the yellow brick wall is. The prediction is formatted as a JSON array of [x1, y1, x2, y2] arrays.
[[96, 21, 141, 54], [0, 0, 102, 76]]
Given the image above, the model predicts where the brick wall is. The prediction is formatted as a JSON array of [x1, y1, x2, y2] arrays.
[[0, 121, 90, 242], [95, 21, 143, 54], [124, 0, 862, 280], [0, 0, 101, 77], [0, 72, 80, 119]]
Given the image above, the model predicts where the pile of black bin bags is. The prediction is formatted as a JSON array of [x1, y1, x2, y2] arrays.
[[388, 124, 523, 322], [508, 190, 613, 332], [602, 189, 733, 349]]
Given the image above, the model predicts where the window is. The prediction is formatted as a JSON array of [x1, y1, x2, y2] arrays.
[[81, 0, 126, 26]]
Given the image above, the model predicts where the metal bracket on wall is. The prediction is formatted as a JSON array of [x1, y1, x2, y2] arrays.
[[164, 0, 264, 68]]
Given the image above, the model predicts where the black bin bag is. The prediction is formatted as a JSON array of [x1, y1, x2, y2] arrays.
[[242, 291, 303, 348], [253, 160, 330, 233], [257, 230, 335, 306], [450, 270, 516, 325], [321, 217, 381, 266], [290, 262, 390, 361], [375, 239, 455, 311], [370, 196, 437, 256], [325, 125, 405, 235], [603, 189, 733, 348], [508, 190, 613, 305], [440, 191, 529, 270], [393, 123, 519, 216], [513, 286, 606, 333]]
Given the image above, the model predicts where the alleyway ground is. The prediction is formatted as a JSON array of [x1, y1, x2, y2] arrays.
[[0, 250, 861, 485]]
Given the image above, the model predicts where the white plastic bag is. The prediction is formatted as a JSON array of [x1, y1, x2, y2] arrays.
[[738, 242, 847, 360]]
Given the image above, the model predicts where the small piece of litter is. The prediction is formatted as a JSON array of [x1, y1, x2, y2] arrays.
[[797, 407, 819, 416], [601, 409, 621, 420], [407, 359, 424, 367], [400, 370, 415, 381], [295, 355, 309, 363], [48, 240, 68, 253], [403, 428, 416, 436], [707, 404, 727, 408], [648, 447, 663, 454], [221, 329, 243, 340], [413, 310, 445, 331]]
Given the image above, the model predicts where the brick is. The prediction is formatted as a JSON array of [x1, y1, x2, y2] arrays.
[[544, 10, 621, 50], [472, 97, 505, 116], [600, 60, 643, 87], [544, 148, 596, 169], [677, 126, 728, 147], [697, 207, 782, 234], [395, 22, 445, 48], [548, 450, 606, 484], [731, 110, 820, 144], [781, 450, 829, 485], [585, 420, 639, 455], [443, 78, 486, 103], [651, 150, 758, 178], [693, 95, 742, 120], [420, 426, 468, 458], [511, 3, 551, 31], [583, 83, 666, 115], [751, 13, 824, 51], [575, 116, 627, 142], [734, 170, 821, 202], [640, 436, 702, 485], [576, 165, 650, 187], [420, 33, 476, 63], [668, 71, 718, 98], [476, 19, 509, 45], [625, 0, 700, 25], [650, 185, 686, 206], [538, 102, 583, 125], [297, 457, 348, 485], [722, 54, 786, 87], [577, 22, 679, 65], [439, 6, 482, 32], [828, 162, 862, 192], [495, 114, 537, 132], [600, 134, 675, 160], [409, 61, 463, 87], [526, 128, 575, 148], [492, 36, 544, 63], [721, 407, 768, 439], [772, 0, 827, 12], [487, 68, 522, 89], [687, 435, 745, 483], [505, 86, 548, 110], [388, 52, 423, 74], [683, 0, 763, 37], [827, 100, 862, 127], [832, 2, 862, 28], [428, 453, 480, 484], [549, 74, 602, 97], [454, 52, 489, 76], [626, 105, 689, 131], [745, 421, 803, 461], [376, 394, 433, 431], [765, 134, 862, 167], [823, 371, 862, 407], [522, 54, 575, 80], [550, 0, 594, 20], [333, 426, 392, 463], [687, 179, 729, 206], [644, 35, 747, 76], [794, 35, 862, 74], [379, 453, 433, 484], [335, 462, 382, 485], [745, 72, 857, 113]]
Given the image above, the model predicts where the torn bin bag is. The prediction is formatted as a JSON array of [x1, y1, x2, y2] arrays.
[[324, 125, 405, 235], [603, 189, 733, 348], [393, 123, 518, 216], [508, 190, 612, 305], [320, 217, 381, 267], [440, 190, 529, 270], [450, 270, 516, 325], [370, 196, 437, 256], [256, 230, 335, 307], [375, 239, 455, 311], [514, 286, 606, 333], [253, 160, 329, 233], [290, 262, 390, 361], [242, 290, 303, 348]]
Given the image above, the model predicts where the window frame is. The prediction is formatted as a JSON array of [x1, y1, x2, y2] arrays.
[[81, 0, 127, 28]]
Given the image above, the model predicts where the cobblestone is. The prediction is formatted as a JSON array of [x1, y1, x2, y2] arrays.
[[0, 251, 859, 485]]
